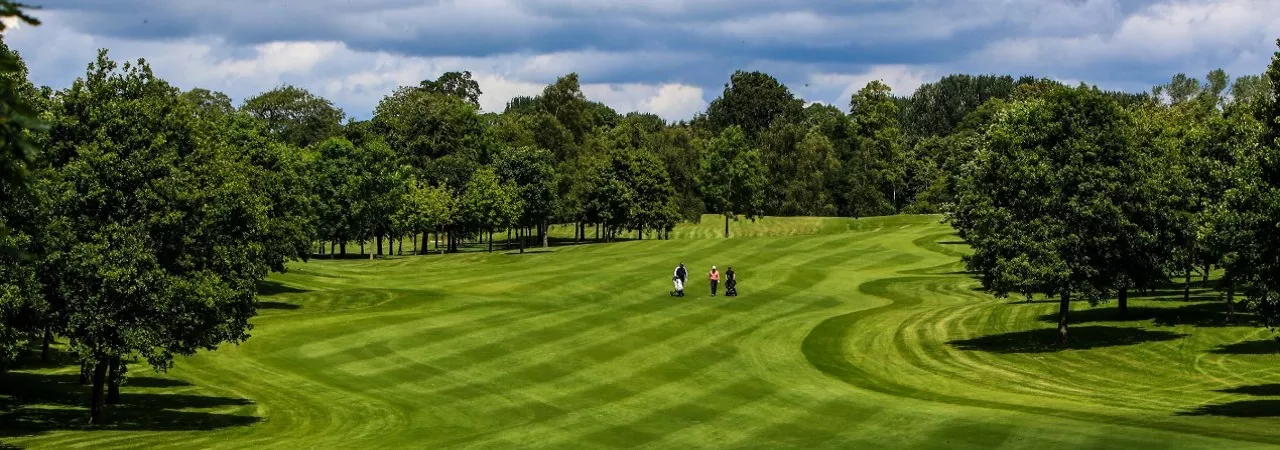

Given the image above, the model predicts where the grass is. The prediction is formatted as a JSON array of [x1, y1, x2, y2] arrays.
[[4, 214, 1280, 448]]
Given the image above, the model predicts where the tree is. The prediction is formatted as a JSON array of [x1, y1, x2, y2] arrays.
[[459, 167, 522, 253], [313, 138, 363, 256], [372, 86, 485, 172], [651, 125, 706, 223], [704, 71, 804, 139], [759, 121, 839, 215], [900, 74, 1017, 139], [240, 85, 344, 149], [43, 51, 275, 422], [0, 3, 43, 192], [181, 88, 235, 122], [353, 140, 407, 257], [211, 111, 317, 271], [699, 126, 767, 238], [495, 146, 557, 250], [1233, 39, 1280, 328], [540, 73, 592, 144], [419, 71, 482, 107], [951, 84, 1153, 344], [393, 179, 455, 255], [847, 80, 906, 215], [0, 6, 48, 372]]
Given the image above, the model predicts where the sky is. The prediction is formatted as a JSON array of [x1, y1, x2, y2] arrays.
[[3, 0, 1279, 121]]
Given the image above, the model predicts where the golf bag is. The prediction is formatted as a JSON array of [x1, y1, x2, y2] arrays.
[[670, 277, 685, 297], [724, 278, 738, 296]]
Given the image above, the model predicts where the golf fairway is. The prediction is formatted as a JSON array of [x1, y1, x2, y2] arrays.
[[4, 215, 1280, 448]]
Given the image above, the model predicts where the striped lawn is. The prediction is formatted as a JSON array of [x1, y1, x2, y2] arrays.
[[3, 215, 1280, 449]]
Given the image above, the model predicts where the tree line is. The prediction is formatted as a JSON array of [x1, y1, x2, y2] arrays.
[[950, 42, 1280, 344], [2, 0, 1279, 420]]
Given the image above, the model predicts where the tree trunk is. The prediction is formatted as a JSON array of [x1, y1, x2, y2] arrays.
[[519, 227, 525, 253], [106, 356, 122, 405], [359, 242, 365, 256], [724, 215, 730, 238], [339, 242, 346, 257], [1226, 279, 1236, 323], [377, 235, 384, 256], [412, 234, 418, 255], [596, 223, 600, 241], [1057, 290, 1071, 345], [543, 222, 549, 248], [41, 327, 51, 362], [89, 360, 108, 424], [1118, 287, 1128, 317], [1184, 267, 1192, 301], [488, 230, 493, 253], [1203, 263, 1211, 286], [507, 229, 512, 249], [79, 361, 92, 385]]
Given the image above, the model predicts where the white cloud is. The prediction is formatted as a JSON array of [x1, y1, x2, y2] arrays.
[[806, 65, 933, 102], [973, 0, 1280, 70], [1, 12, 710, 120]]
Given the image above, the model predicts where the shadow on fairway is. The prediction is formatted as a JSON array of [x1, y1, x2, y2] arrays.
[[1177, 399, 1280, 417], [0, 371, 259, 438], [1211, 338, 1280, 355], [1218, 383, 1280, 396], [948, 326, 1185, 353], [1033, 302, 1254, 328], [257, 301, 301, 310], [255, 280, 308, 296]]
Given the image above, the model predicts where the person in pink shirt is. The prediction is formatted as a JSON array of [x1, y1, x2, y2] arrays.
[[709, 265, 721, 297]]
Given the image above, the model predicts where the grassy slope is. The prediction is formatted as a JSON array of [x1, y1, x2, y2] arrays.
[[3, 215, 1280, 448]]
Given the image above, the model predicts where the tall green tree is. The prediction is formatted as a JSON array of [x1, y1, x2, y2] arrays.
[[459, 167, 522, 253], [846, 80, 906, 215], [540, 73, 592, 144], [393, 180, 455, 255], [43, 51, 276, 422], [419, 71, 482, 107], [1233, 39, 1280, 328], [703, 71, 804, 139], [699, 126, 767, 237], [372, 86, 486, 172], [952, 84, 1153, 344], [900, 74, 1017, 139], [495, 146, 557, 250], [240, 85, 344, 149]]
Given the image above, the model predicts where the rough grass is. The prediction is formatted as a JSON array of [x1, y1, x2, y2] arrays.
[[4, 214, 1280, 448]]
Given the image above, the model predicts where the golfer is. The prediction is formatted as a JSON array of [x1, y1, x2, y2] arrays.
[[709, 265, 720, 297]]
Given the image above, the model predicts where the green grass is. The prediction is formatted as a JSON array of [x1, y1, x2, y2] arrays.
[[4, 214, 1280, 448]]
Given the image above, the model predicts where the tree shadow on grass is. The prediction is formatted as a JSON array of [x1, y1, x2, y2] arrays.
[[948, 326, 1185, 354], [1034, 302, 1257, 328], [256, 301, 301, 310], [1177, 399, 1280, 417], [255, 280, 308, 296], [1211, 338, 1280, 355], [1218, 384, 1280, 396], [0, 371, 259, 438]]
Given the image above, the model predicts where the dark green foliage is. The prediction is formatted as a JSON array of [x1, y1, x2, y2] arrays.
[[419, 71, 482, 107], [952, 84, 1161, 343], [240, 85, 344, 149], [704, 71, 804, 139], [900, 74, 1017, 139], [372, 86, 486, 172]]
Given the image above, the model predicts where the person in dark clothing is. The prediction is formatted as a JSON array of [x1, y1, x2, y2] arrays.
[[725, 266, 737, 296], [671, 263, 688, 296]]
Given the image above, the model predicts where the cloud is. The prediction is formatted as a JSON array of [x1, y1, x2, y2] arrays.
[[971, 0, 1280, 77], [6, 0, 1280, 122], [804, 65, 934, 104]]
